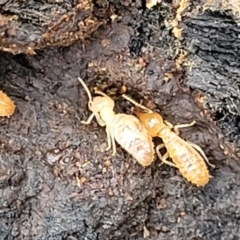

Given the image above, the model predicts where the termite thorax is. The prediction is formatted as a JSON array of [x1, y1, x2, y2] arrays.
[[100, 109, 115, 123]]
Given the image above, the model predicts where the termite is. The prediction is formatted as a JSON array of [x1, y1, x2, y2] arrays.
[[122, 94, 215, 187], [77, 77, 155, 167], [0, 90, 16, 117]]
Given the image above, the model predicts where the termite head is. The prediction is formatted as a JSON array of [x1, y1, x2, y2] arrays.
[[89, 93, 115, 113], [133, 108, 164, 137], [78, 77, 115, 113]]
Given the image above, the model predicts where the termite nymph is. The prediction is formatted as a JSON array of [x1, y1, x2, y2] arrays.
[[122, 94, 215, 187], [0, 90, 16, 117], [78, 77, 155, 167]]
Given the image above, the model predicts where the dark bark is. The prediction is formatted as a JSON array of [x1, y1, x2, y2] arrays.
[[182, 0, 240, 149], [0, 0, 104, 54]]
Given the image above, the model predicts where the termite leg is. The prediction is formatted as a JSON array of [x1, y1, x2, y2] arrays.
[[187, 141, 216, 168], [110, 136, 117, 156], [107, 128, 117, 156], [164, 120, 181, 134], [81, 113, 95, 124], [81, 112, 106, 127], [174, 121, 196, 130], [156, 144, 177, 168], [166, 120, 196, 135], [164, 121, 174, 128], [105, 127, 112, 151], [95, 114, 106, 127]]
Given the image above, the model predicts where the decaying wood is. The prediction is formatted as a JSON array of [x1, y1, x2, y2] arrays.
[[0, 0, 105, 54], [181, 0, 240, 118]]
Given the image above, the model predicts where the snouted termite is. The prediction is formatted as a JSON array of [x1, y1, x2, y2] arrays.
[[122, 94, 215, 187], [77, 77, 155, 167]]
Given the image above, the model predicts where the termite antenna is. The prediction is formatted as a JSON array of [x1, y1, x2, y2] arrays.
[[78, 77, 93, 102], [122, 94, 152, 112]]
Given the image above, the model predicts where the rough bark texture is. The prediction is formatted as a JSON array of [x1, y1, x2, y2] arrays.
[[0, 0, 239, 240], [0, 0, 103, 54], [183, 0, 240, 152]]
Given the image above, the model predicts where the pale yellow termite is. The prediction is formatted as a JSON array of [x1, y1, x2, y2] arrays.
[[122, 94, 215, 187], [0, 90, 16, 117], [78, 77, 155, 167]]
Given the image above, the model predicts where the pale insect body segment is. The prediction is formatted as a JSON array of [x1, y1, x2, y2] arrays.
[[78, 78, 155, 167], [122, 94, 215, 187]]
